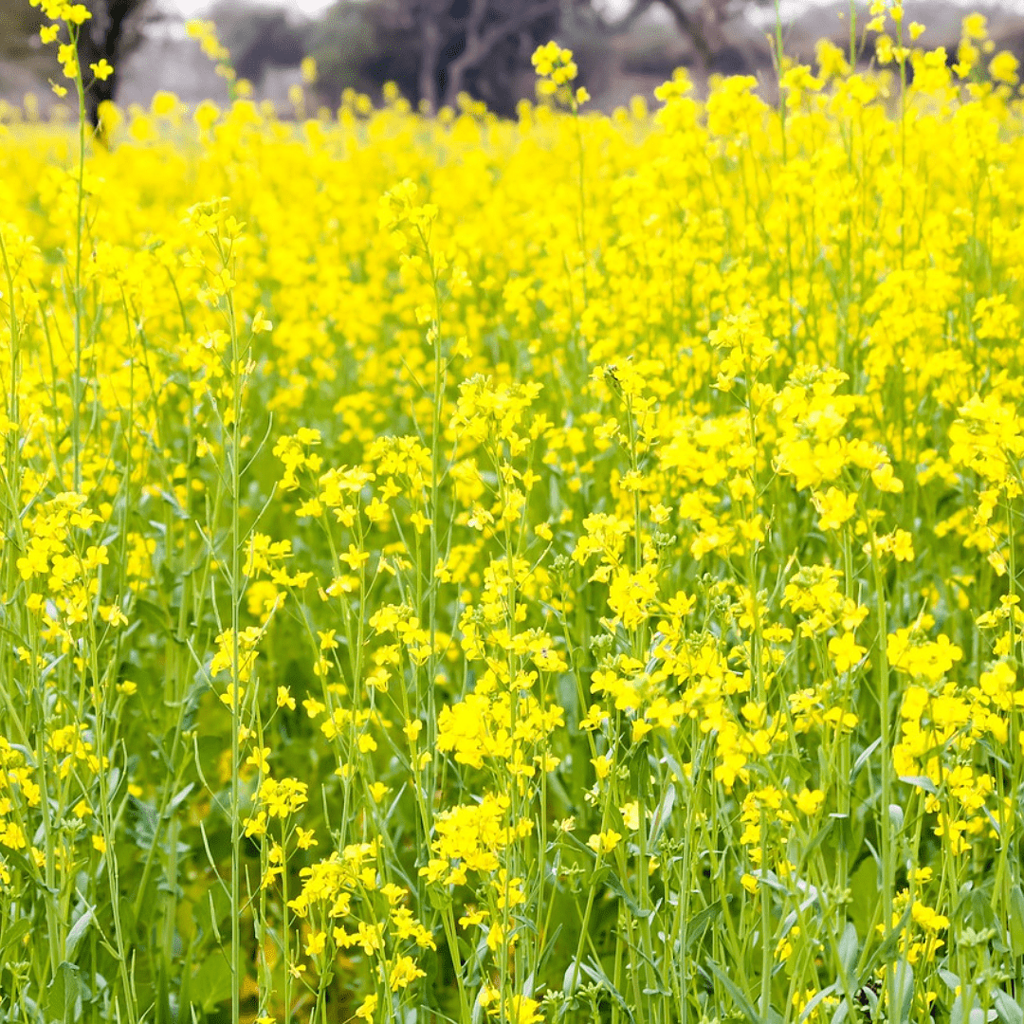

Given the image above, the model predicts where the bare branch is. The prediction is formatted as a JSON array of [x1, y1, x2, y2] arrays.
[[442, 0, 489, 102], [418, 15, 442, 112], [441, 0, 559, 107], [465, 0, 490, 43], [466, 0, 559, 66], [654, 0, 726, 66]]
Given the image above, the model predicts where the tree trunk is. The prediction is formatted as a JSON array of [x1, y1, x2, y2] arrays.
[[657, 0, 725, 74], [418, 16, 442, 112], [77, 0, 140, 129]]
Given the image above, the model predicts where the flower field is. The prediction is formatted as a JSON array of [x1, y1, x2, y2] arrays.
[[3, 3, 1024, 1022]]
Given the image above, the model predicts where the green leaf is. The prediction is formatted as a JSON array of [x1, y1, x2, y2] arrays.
[[799, 983, 837, 1024], [194, 882, 232, 943], [968, 888, 999, 932], [994, 990, 1024, 1024], [1009, 885, 1024, 957], [426, 884, 453, 912], [190, 950, 234, 1012], [837, 921, 859, 983], [648, 783, 676, 849], [0, 918, 32, 960], [892, 962, 914, 1024], [868, 900, 913, 970], [683, 900, 721, 952], [852, 737, 881, 780], [888, 803, 905, 833], [898, 774, 937, 795], [46, 962, 81, 1024], [802, 819, 834, 861], [168, 783, 196, 813], [578, 957, 636, 1024], [707, 959, 760, 1024], [132, 597, 172, 635], [603, 869, 651, 918], [830, 999, 850, 1024], [65, 909, 93, 961], [848, 857, 878, 937]]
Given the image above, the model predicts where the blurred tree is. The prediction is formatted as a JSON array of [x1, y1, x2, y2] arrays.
[[571, 0, 770, 72], [76, 0, 152, 126], [422, 0, 558, 112], [361, 0, 560, 115], [209, 1, 305, 86], [305, 2, 378, 102], [0, 0, 151, 123], [308, 0, 771, 115]]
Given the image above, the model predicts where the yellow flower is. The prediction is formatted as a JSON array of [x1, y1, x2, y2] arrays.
[[295, 827, 318, 850], [962, 13, 987, 40], [89, 58, 114, 81], [795, 788, 825, 816], [812, 487, 857, 531], [252, 309, 273, 334], [99, 603, 128, 627], [150, 90, 179, 115], [587, 830, 622, 855], [507, 995, 543, 1024], [355, 995, 378, 1021], [304, 931, 326, 957], [388, 954, 426, 991], [828, 632, 867, 674], [990, 51, 1020, 84], [65, 4, 92, 24]]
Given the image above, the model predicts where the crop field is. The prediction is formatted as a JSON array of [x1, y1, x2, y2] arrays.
[[2, 2, 1024, 1022]]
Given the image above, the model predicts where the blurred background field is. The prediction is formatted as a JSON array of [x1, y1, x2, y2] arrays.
[[2, 0, 1024, 121]]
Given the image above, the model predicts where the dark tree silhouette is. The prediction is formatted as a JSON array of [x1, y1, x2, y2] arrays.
[[570, 0, 771, 73], [209, 2, 306, 87], [234, 13, 304, 86], [76, 0, 149, 127], [331, 0, 772, 115], [369, 0, 560, 115]]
